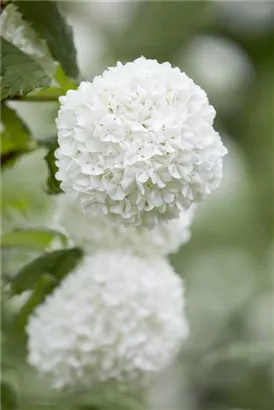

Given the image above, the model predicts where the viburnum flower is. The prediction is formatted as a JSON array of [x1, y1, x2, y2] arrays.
[[27, 251, 188, 389], [57, 194, 195, 256], [55, 57, 227, 227], [0, 3, 55, 74]]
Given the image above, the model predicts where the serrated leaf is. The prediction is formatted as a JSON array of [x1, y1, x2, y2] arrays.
[[14, 1, 79, 79], [1, 38, 51, 100], [12, 247, 83, 295], [1, 103, 36, 167], [1, 228, 67, 250], [1, 381, 18, 410]]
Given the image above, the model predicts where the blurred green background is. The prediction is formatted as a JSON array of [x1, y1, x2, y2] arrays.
[[1, 1, 273, 410]]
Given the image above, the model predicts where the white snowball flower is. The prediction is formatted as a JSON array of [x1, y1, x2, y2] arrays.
[[57, 194, 195, 256], [27, 251, 188, 389], [55, 57, 227, 228], [0, 4, 55, 74]]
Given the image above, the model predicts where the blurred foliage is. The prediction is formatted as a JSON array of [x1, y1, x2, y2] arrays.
[[108, 2, 213, 62], [11, 247, 83, 296], [1, 1, 273, 410], [1, 381, 19, 410], [1, 103, 36, 166], [1, 228, 67, 251]]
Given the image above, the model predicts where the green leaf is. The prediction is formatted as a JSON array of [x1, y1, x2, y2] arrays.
[[14, 274, 57, 330], [12, 247, 83, 295], [14, 1, 79, 79], [0, 103, 37, 167], [1, 148, 54, 234], [53, 65, 78, 91], [1, 103, 35, 154], [1, 228, 67, 250], [1, 38, 51, 100], [43, 137, 62, 194], [1, 381, 18, 410]]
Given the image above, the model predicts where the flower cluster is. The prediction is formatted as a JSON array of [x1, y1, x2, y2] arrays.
[[57, 194, 195, 256], [56, 57, 227, 227], [0, 4, 55, 74], [27, 252, 188, 389], [27, 57, 227, 391]]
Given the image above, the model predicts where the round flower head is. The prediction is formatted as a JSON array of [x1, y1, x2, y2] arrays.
[[57, 194, 195, 256], [55, 57, 227, 227], [0, 4, 55, 74], [27, 252, 188, 389]]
